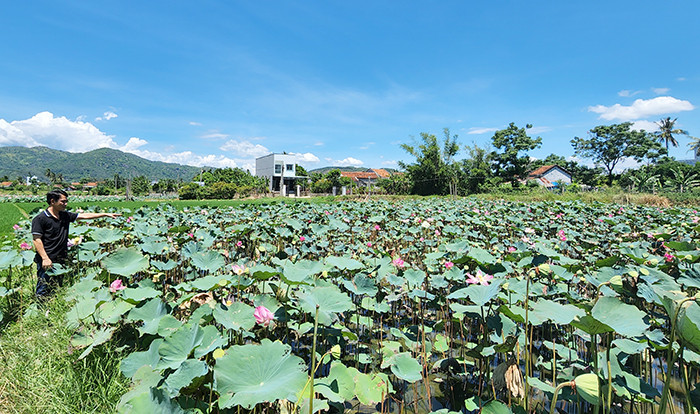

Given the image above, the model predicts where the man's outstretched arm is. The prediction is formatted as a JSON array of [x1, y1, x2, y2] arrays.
[[76, 212, 121, 220]]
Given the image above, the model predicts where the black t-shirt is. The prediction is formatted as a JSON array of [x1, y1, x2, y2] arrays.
[[31, 209, 79, 264]]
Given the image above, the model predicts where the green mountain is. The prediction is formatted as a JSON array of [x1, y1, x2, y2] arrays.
[[0, 146, 201, 182]]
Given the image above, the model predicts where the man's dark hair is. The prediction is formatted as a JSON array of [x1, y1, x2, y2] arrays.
[[46, 189, 68, 205]]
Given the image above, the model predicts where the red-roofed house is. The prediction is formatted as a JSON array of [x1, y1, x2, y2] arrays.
[[0, 181, 13, 189], [527, 165, 571, 188], [340, 169, 394, 187]]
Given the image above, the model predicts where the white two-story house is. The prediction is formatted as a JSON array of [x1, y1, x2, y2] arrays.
[[255, 153, 304, 193]]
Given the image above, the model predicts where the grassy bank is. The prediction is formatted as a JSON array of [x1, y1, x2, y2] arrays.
[[0, 289, 129, 413]]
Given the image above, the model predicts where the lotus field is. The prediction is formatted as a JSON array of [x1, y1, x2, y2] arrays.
[[2, 199, 700, 413]]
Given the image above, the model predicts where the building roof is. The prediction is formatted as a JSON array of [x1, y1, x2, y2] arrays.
[[528, 164, 571, 178], [340, 171, 379, 182], [368, 168, 391, 178], [0, 181, 13, 187]]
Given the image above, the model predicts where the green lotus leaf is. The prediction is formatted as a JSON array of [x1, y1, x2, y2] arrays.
[[467, 279, 503, 307], [157, 323, 204, 370], [139, 240, 168, 254], [121, 285, 161, 303], [194, 325, 227, 358], [90, 227, 124, 244], [213, 302, 255, 332], [126, 298, 168, 336], [677, 301, 700, 353], [467, 247, 497, 264], [282, 259, 322, 284], [102, 247, 149, 276], [389, 352, 423, 383], [354, 371, 392, 405], [591, 297, 649, 337], [77, 326, 116, 360], [189, 250, 225, 273], [120, 339, 164, 378], [480, 400, 512, 414], [116, 367, 185, 414], [342, 274, 378, 296], [188, 275, 227, 291], [95, 298, 135, 324], [164, 359, 209, 396], [151, 259, 177, 271], [296, 286, 354, 326], [530, 299, 585, 326], [325, 255, 363, 271], [403, 268, 426, 288], [213, 339, 307, 409], [249, 264, 279, 280]]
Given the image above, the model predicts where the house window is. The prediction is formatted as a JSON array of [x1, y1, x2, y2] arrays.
[[275, 164, 282, 174], [286, 164, 294, 171]]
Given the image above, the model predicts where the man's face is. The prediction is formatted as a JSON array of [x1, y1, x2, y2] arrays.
[[51, 195, 68, 211]]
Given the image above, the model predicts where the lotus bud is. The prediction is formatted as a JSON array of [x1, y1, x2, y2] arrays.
[[331, 344, 341, 359], [609, 275, 623, 291], [573, 373, 599, 405]]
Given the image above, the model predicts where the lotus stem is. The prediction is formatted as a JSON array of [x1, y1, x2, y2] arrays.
[[309, 304, 320, 414], [550, 380, 575, 414], [660, 297, 698, 414]]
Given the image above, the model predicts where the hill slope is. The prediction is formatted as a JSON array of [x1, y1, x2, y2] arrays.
[[0, 146, 201, 182]]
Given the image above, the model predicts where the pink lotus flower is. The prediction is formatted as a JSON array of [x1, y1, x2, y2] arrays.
[[19, 242, 31, 250], [254, 305, 275, 327], [392, 257, 405, 268], [508, 246, 517, 253], [664, 252, 675, 262], [435, 230, 441, 236], [374, 225, 381, 231], [558, 229, 566, 241], [187, 233, 194, 238], [109, 279, 126, 293], [367, 242, 372, 247], [466, 270, 494, 286], [299, 236, 306, 242], [419, 237, 424, 242], [444, 261, 454, 270], [13, 224, 20, 231], [555, 213, 562, 219], [232, 264, 248, 275], [236, 240, 243, 247]]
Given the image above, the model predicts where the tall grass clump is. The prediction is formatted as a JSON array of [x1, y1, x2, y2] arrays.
[[0, 292, 128, 413]]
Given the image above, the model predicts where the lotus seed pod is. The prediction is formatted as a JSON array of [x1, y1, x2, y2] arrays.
[[574, 373, 599, 405], [628, 270, 638, 278], [538, 263, 551, 273], [331, 344, 341, 359]]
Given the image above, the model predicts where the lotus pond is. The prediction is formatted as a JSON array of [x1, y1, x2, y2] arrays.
[[1, 199, 700, 413]]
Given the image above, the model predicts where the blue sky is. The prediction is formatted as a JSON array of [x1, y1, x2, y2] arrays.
[[1, 1, 698, 173]]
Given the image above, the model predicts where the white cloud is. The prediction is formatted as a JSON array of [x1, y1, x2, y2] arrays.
[[200, 132, 229, 140], [126, 148, 239, 169], [336, 157, 364, 167], [528, 126, 551, 134], [381, 160, 397, 166], [617, 90, 641, 97], [95, 111, 118, 121], [467, 127, 499, 135], [652, 87, 670, 95], [589, 96, 695, 121], [291, 152, 320, 164], [313, 142, 324, 146], [1, 111, 118, 152], [189, 121, 202, 126], [120, 137, 148, 151], [219, 139, 270, 158], [630, 120, 659, 132]]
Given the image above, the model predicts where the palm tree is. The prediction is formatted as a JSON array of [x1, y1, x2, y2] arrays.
[[668, 166, 700, 193], [689, 136, 700, 159], [655, 117, 688, 152]]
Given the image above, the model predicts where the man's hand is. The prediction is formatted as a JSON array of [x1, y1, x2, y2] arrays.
[[41, 257, 53, 270]]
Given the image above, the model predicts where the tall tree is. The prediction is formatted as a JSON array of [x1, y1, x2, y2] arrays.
[[490, 123, 542, 186], [689, 136, 700, 159], [655, 117, 689, 152], [571, 123, 663, 185], [399, 128, 459, 196]]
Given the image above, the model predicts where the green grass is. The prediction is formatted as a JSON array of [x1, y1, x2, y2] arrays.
[[0, 288, 129, 413]]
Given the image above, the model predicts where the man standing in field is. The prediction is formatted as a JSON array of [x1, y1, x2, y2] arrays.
[[31, 189, 121, 298]]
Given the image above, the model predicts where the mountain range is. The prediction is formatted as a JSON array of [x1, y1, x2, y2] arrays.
[[0, 146, 202, 182]]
